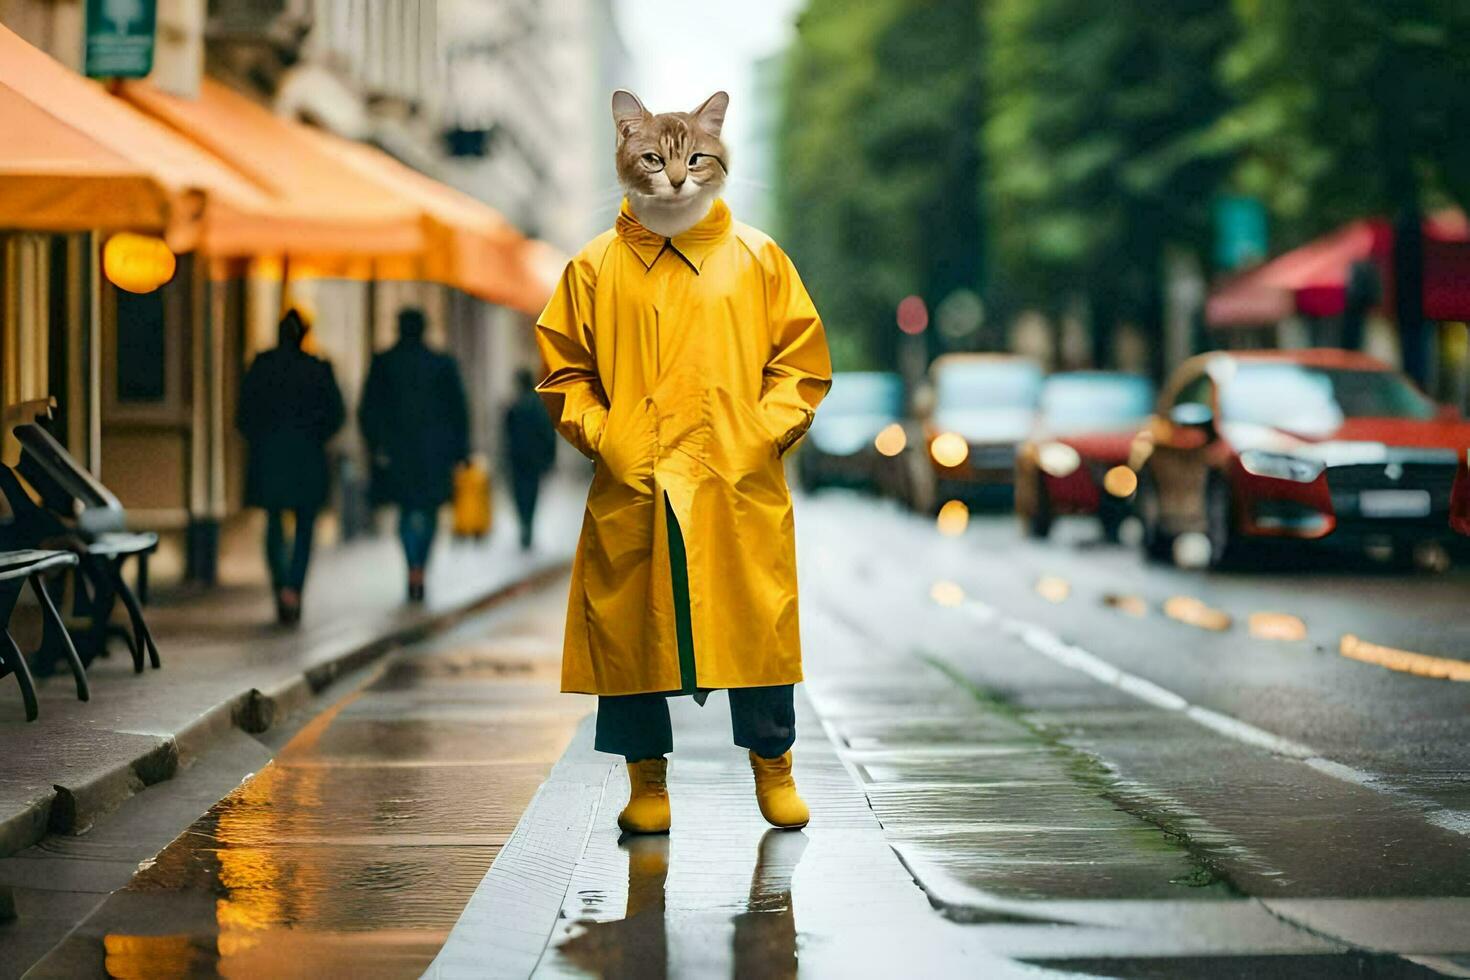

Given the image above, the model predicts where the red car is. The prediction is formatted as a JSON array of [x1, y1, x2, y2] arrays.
[[1016, 371, 1155, 540], [1134, 349, 1470, 567]]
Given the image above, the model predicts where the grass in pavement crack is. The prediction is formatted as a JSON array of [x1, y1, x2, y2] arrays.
[[920, 651, 1243, 898]]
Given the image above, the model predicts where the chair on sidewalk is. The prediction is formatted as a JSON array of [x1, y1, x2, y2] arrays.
[[0, 549, 85, 722], [0, 445, 159, 675]]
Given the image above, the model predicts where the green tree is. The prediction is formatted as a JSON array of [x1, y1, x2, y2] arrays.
[[983, 0, 1237, 371], [1220, 0, 1470, 382], [778, 0, 984, 372]]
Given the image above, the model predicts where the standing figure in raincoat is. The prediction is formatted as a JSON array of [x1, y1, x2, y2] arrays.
[[536, 90, 831, 834]]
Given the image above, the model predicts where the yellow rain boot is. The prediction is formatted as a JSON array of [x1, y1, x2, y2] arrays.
[[750, 751, 810, 830], [618, 757, 671, 834]]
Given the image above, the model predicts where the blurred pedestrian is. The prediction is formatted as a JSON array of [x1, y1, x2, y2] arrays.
[[236, 309, 345, 625], [359, 308, 470, 602], [503, 368, 558, 550]]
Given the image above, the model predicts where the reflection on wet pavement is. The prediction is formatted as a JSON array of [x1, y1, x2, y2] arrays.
[[28, 589, 584, 979], [555, 830, 806, 980]]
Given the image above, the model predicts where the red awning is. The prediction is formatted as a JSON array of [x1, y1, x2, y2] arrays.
[[1207, 211, 1470, 327]]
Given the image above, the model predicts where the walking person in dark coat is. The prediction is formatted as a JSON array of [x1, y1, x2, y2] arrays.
[[236, 309, 346, 625], [503, 368, 558, 550], [359, 308, 470, 602]]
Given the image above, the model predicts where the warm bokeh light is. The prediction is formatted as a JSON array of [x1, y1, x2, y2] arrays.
[[1037, 442, 1081, 477], [896, 294, 929, 334], [103, 233, 177, 294], [1034, 576, 1070, 603], [874, 423, 907, 457], [930, 580, 966, 607], [1103, 465, 1138, 497], [930, 432, 969, 468], [936, 499, 970, 536]]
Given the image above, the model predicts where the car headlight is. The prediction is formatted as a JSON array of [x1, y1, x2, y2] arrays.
[[874, 423, 907, 457], [930, 432, 969, 468], [1238, 449, 1325, 483], [1037, 442, 1082, 477]]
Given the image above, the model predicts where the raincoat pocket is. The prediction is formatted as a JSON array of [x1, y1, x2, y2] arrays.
[[707, 386, 784, 495], [597, 397, 657, 493]]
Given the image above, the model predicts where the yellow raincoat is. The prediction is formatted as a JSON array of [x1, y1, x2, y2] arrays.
[[536, 199, 831, 695]]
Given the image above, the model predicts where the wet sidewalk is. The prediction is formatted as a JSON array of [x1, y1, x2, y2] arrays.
[[20, 580, 587, 978], [427, 691, 1033, 979], [0, 478, 582, 864]]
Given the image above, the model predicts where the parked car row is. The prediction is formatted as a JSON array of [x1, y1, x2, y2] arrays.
[[796, 347, 1470, 570]]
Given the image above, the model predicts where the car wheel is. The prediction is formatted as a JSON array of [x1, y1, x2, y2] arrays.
[[1138, 469, 1174, 562], [1023, 475, 1052, 539], [1205, 474, 1245, 570]]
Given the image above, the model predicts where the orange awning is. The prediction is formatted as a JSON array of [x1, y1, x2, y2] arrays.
[[118, 80, 424, 259], [301, 129, 563, 314], [0, 25, 274, 250]]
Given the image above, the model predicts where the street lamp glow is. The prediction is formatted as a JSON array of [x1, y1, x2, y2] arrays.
[[103, 233, 176, 294], [930, 432, 969, 468], [1038, 442, 1081, 477], [874, 423, 907, 457]]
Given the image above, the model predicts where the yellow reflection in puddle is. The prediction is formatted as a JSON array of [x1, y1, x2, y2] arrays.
[[1103, 593, 1148, 618], [1034, 576, 1070, 603], [104, 933, 204, 978], [930, 580, 966, 607], [1162, 595, 1232, 632], [935, 499, 970, 536], [1248, 612, 1307, 642], [1340, 634, 1470, 681]]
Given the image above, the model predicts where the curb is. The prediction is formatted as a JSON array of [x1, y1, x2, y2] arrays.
[[0, 560, 570, 861]]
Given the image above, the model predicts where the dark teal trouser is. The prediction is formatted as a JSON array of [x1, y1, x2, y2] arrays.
[[593, 496, 797, 762]]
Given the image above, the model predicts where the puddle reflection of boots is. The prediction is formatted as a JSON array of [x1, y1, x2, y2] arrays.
[[558, 835, 669, 980], [732, 829, 808, 978]]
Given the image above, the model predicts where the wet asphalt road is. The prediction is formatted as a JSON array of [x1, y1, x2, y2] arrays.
[[15, 489, 1470, 977]]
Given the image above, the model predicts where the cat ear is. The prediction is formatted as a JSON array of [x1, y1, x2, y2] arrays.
[[691, 91, 729, 138], [611, 89, 648, 141]]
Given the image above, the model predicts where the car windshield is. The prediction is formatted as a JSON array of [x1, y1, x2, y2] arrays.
[[935, 361, 1042, 411], [822, 373, 904, 417], [1041, 375, 1154, 433], [1219, 363, 1435, 435]]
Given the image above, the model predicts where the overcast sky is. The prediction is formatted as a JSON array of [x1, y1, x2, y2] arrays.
[[611, 0, 805, 218]]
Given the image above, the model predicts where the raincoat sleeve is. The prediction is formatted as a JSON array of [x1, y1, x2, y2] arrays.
[[760, 246, 833, 456], [535, 256, 608, 460]]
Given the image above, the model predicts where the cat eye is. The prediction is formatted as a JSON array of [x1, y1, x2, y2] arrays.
[[689, 153, 705, 165], [641, 152, 664, 170]]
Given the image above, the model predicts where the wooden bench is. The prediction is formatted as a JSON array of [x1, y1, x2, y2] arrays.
[[0, 549, 85, 722]]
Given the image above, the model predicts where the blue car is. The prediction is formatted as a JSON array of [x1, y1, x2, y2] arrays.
[[797, 371, 910, 496]]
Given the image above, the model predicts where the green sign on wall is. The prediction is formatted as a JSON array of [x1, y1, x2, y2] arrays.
[[84, 0, 157, 79]]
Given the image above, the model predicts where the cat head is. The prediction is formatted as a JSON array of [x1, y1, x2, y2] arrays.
[[613, 89, 729, 210]]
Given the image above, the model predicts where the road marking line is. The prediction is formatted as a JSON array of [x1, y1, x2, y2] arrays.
[[1339, 634, 1470, 682], [1248, 612, 1308, 642], [1162, 595, 1232, 632], [956, 597, 1470, 838]]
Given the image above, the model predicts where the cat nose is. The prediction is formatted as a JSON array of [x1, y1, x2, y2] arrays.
[[669, 174, 686, 189]]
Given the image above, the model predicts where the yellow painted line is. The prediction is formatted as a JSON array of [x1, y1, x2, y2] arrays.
[[1248, 612, 1307, 642], [930, 580, 966, 608], [1034, 575, 1070, 603], [1102, 593, 1149, 618], [1339, 634, 1470, 682], [1162, 595, 1232, 632]]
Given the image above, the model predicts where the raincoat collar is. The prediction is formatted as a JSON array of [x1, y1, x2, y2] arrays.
[[616, 197, 731, 273]]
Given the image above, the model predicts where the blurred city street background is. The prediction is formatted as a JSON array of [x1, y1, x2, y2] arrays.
[[2, 0, 1470, 978]]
